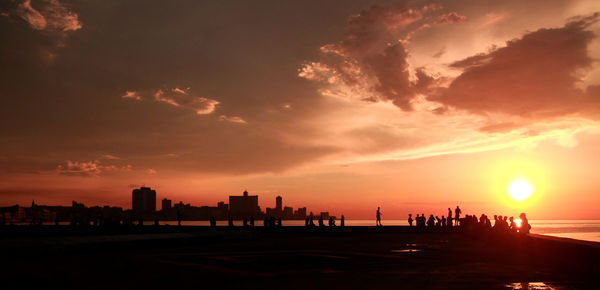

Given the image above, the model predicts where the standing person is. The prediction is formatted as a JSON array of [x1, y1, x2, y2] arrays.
[[341, 215, 345, 227], [447, 208, 453, 227], [408, 214, 413, 227], [376, 207, 382, 227], [454, 206, 462, 226]]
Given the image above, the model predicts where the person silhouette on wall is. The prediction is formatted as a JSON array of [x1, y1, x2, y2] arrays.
[[447, 208, 453, 227], [376, 207, 382, 227]]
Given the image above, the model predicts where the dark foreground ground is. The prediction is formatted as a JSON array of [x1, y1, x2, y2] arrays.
[[1, 226, 599, 289]]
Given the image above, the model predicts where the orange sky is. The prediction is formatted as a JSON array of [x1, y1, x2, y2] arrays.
[[1, 0, 600, 219]]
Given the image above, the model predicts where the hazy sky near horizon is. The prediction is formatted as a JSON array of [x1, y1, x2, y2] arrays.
[[1, 0, 600, 219]]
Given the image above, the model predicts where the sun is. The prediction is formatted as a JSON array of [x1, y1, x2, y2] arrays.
[[507, 179, 534, 201]]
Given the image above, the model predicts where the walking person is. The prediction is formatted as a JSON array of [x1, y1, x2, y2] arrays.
[[376, 207, 382, 227]]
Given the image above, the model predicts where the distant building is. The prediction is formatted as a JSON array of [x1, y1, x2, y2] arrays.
[[229, 190, 260, 218], [132, 187, 156, 214], [295, 207, 307, 218], [276, 196, 282, 211], [162, 198, 172, 211], [283, 206, 293, 219]]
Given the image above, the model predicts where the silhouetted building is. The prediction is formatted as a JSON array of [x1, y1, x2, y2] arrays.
[[283, 206, 293, 219], [295, 207, 307, 219], [276, 196, 282, 211], [162, 198, 172, 211], [132, 187, 156, 215], [229, 190, 260, 219]]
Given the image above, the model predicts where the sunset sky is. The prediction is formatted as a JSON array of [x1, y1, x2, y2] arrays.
[[1, 0, 600, 219]]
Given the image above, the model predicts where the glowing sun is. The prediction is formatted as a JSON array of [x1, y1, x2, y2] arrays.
[[508, 179, 534, 201]]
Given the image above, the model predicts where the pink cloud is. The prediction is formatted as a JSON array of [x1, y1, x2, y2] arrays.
[[218, 115, 247, 124], [56, 160, 132, 177], [16, 0, 82, 32], [154, 88, 219, 115], [121, 91, 142, 101]]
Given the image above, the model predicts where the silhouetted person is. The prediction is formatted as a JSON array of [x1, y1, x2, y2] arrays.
[[441, 216, 446, 227], [277, 217, 282, 227], [329, 217, 336, 227], [309, 216, 315, 227], [376, 207, 382, 227], [243, 218, 248, 227], [454, 206, 461, 226], [341, 215, 345, 227], [408, 214, 413, 227], [509, 216, 517, 233], [447, 208, 453, 227], [250, 216, 255, 227], [318, 215, 324, 227], [427, 215, 436, 227], [228, 217, 234, 227], [519, 213, 531, 234], [305, 217, 309, 227], [177, 210, 182, 226], [210, 216, 216, 227]]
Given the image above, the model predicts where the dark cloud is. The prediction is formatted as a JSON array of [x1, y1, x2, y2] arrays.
[[431, 13, 600, 119], [300, 3, 464, 110]]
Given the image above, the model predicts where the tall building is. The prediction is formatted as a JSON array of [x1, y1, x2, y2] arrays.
[[276, 196, 282, 212], [229, 190, 260, 218], [162, 198, 172, 211], [132, 187, 156, 214]]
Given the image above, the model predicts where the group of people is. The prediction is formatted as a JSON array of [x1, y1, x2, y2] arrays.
[[376, 205, 531, 234], [460, 212, 531, 234], [406, 206, 463, 228], [304, 215, 345, 227]]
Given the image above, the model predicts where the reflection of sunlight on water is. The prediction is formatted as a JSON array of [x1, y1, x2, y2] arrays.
[[391, 249, 421, 253], [505, 282, 555, 289], [515, 219, 522, 228]]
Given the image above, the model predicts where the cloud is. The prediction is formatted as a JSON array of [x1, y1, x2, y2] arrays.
[[15, 0, 82, 32], [154, 88, 219, 115], [218, 115, 247, 124], [56, 160, 132, 177], [299, 4, 464, 111], [435, 12, 467, 24], [101, 154, 120, 160], [121, 91, 142, 101], [431, 13, 600, 120]]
